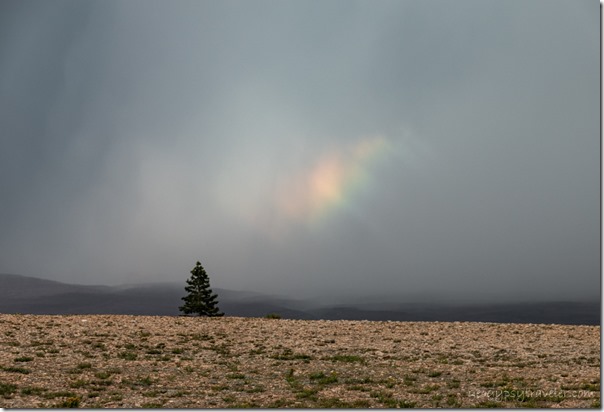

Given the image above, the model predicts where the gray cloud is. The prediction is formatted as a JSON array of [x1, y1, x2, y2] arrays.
[[0, 0, 599, 303]]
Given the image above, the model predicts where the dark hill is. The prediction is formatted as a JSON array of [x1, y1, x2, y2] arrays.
[[0, 274, 598, 325]]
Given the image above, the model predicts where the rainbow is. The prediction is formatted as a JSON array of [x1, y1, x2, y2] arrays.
[[274, 135, 391, 228]]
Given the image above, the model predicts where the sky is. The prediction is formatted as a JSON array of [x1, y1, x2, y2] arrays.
[[0, 0, 599, 303]]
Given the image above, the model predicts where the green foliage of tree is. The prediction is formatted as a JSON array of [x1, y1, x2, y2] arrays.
[[179, 261, 224, 317]]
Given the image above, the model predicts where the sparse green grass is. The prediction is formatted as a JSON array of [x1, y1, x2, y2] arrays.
[[268, 398, 293, 408], [118, 351, 137, 360], [476, 400, 503, 408], [0, 314, 598, 408], [580, 382, 600, 391], [272, 349, 312, 361], [211, 384, 230, 392], [57, 396, 80, 408], [210, 344, 231, 356], [309, 371, 338, 385], [315, 397, 371, 408], [138, 376, 154, 386], [447, 379, 461, 389], [222, 395, 236, 403], [30, 340, 53, 347], [410, 384, 440, 394], [370, 390, 399, 408], [0, 382, 17, 398], [243, 385, 265, 393], [403, 374, 417, 386], [20, 386, 48, 396], [446, 394, 461, 407], [43, 391, 77, 399], [295, 387, 319, 400], [69, 379, 88, 389], [1, 365, 30, 374], [191, 333, 213, 341], [94, 371, 112, 380], [400, 399, 417, 408], [329, 354, 364, 363], [168, 390, 189, 398], [229, 400, 260, 408], [345, 376, 373, 384], [141, 402, 164, 408]]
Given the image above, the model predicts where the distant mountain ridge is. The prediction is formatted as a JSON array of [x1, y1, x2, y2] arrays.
[[0, 274, 599, 325]]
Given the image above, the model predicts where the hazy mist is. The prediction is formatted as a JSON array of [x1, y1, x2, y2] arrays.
[[0, 0, 599, 303]]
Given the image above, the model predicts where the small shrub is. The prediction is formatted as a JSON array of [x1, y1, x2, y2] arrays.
[[476, 400, 500, 408], [244, 386, 265, 393], [265, 313, 281, 319], [14, 356, 34, 362], [58, 397, 80, 408], [316, 397, 354, 408], [1, 366, 30, 374], [191, 333, 212, 341], [118, 352, 137, 361], [330, 354, 364, 363], [142, 402, 164, 408], [345, 376, 373, 384], [139, 376, 153, 386], [21, 386, 48, 396], [94, 371, 111, 380], [295, 387, 319, 400], [309, 371, 338, 385], [399, 399, 417, 408], [410, 384, 439, 394], [69, 380, 88, 389], [272, 349, 312, 361], [0, 382, 17, 398], [447, 379, 461, 389], [370, 390, 398, 408]]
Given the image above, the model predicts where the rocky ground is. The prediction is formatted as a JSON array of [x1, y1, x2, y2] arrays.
[[0, 314, 600, 408]]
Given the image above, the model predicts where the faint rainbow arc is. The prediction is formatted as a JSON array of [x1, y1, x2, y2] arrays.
[[275, 135, 391, 227]]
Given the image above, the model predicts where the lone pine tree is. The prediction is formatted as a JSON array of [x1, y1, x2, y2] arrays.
[[179, 261, 224, 317]]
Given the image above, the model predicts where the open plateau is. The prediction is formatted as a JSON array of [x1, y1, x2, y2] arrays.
[[0, 314, 600, 408]]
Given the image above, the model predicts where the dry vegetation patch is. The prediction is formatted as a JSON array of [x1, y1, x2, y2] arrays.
[[0, 314, 599, 408]]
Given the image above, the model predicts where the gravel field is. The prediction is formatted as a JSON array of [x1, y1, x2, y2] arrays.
[[0, 314, 600, 408]]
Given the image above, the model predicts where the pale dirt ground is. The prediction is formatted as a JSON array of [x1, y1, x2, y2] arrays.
[[0, 314, 600, 408]]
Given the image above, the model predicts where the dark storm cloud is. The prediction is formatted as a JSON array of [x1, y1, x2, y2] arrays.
[[0, 0, 598, 303]]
